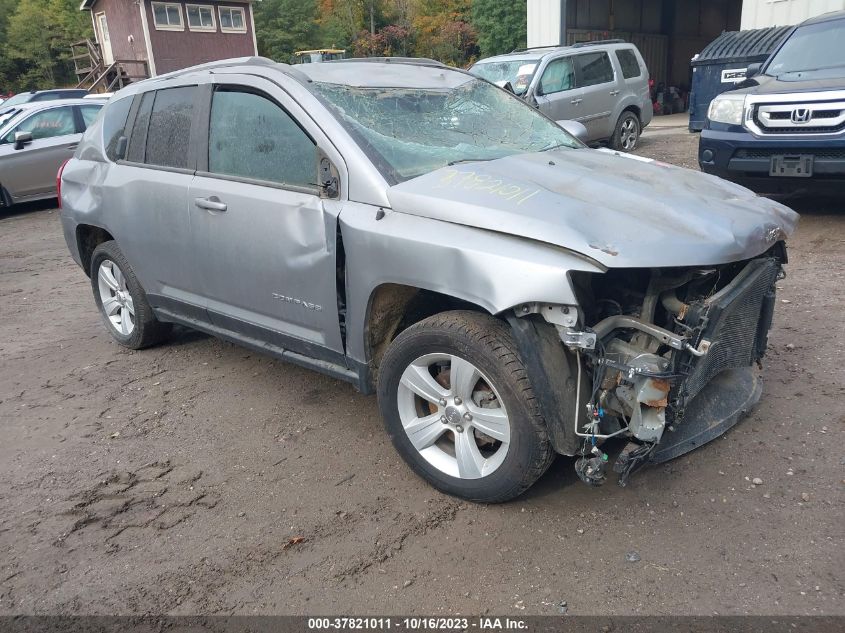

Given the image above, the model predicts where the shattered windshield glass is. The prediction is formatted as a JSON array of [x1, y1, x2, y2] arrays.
[[470, 60, 539, 95], [310, 78, 580, 183]]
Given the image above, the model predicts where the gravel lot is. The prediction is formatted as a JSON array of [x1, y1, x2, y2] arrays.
[[1, 129, 842, 616]]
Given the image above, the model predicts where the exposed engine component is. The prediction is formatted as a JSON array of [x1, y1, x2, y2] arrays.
[[561, 254, 784, 488], [606, 339, 672, 443], [575, 445, 609, 486]]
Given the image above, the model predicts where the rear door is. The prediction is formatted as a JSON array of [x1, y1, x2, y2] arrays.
[[188, 75, 345, 359], [0, 104, 79, 200], [572, 51, 617, 139], [113, 84, 206, 319], [533, 56, 583, 122]]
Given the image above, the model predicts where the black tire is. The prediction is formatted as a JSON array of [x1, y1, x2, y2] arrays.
[[89, 240, 171, 349], [611, 110, 641, 152], [377, 311, 555, 503]]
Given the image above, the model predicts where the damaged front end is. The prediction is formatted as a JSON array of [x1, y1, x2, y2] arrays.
[[519, 246, 786, 488]]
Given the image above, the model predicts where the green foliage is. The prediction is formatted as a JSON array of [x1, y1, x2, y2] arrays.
[[0, 0, 525, 92], [254, 0, 320, 63], [471, 0, 526, 57], [0, 0, 92, 92]]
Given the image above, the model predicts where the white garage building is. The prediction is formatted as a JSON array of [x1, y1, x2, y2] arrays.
[[741, 0, 845, 29]]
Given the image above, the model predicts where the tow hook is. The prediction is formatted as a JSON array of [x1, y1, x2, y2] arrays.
[[575, 446, 609, 486]]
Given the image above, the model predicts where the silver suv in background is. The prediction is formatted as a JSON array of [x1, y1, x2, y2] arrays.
[[0, 99, 103, 207], [470, 40, 652, 150]]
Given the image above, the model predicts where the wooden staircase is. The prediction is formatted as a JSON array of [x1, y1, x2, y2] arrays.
[[71, 40, 150, 93]]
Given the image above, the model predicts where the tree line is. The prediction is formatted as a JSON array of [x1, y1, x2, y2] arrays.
[[256, 0, 526, 67], [0, 0, 526, 93]]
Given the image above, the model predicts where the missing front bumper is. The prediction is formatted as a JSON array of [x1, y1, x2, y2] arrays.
[[650, 364, 762, 463]]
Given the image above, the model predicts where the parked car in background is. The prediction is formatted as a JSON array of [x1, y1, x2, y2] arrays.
[[293, 49, 346, 64], [1, 89, 90, 109], [470, 40, 653, 150], [699, 10, 845, 194], [0, 99, 103, 207], [60, 57, 797, 502]]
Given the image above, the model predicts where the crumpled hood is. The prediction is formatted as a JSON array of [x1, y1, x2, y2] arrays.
[[386, 148, 799, 268]]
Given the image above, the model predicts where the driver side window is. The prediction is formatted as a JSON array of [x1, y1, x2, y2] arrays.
[[3, 106, 76, 143], [208, 88, 316, 190], [539, 58, 575, 95]]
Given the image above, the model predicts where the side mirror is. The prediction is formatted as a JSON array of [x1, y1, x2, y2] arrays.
[[493, 80, 515, 94], [13, 131, 32, 150], [319, 156, 339, 199], [555, 120, 589, 143], [746, 63, 761, 79]]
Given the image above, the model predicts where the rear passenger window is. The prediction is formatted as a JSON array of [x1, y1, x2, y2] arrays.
[[574, 52, 614, 87], [145, 86, 195, 169], [103, 96, 132, 161], [126, 91, 154, 163], [208, 89, 316, 189], [615, 49, 642, 79]]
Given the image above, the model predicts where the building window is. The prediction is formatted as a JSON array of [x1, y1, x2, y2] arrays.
[[218, 6, 246, 33], [151, 2, 184, 31], [186, 4, 216, 31]]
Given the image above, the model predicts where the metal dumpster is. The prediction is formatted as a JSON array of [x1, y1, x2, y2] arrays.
[[688, 26, 792, 132]]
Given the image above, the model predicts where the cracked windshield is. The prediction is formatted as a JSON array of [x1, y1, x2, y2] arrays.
[[311, 78, 580, 182]]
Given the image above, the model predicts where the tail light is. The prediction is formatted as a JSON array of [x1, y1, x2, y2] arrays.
[[56, 158, 70, 210]]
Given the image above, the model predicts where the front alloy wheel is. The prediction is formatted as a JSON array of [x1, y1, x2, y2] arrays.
[[397, 353, 511, 479], [378, 311, 555, 503]]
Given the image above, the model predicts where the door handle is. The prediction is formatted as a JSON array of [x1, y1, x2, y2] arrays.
[[571, 98, 583, 105], [194, 196, 227, 212], [610, 90, 621, 96], [66, 144, 78, 150]]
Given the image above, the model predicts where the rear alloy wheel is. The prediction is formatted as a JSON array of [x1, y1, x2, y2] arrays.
[[612, 111, 640, 151], [90, 241, 171, 349], [97, 259, 135, 337], [378, 311, 554, 503]]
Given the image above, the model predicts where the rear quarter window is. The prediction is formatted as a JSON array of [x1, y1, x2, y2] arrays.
[[103, 96, 132, 161], [615, 49, 642, 79], [126, 91, 155, 163]]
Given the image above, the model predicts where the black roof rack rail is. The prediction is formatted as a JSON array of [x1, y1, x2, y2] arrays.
[[570, 39, 627, 48], [509, 45, 563, 53]]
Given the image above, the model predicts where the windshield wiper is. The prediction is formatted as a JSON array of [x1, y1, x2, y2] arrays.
[[447, 157, 497, 166]]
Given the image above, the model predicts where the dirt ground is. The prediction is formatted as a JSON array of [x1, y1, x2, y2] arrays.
[[1, 130, 843, 617]]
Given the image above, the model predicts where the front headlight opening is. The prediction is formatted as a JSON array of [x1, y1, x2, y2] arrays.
[[707, 95, 746, 125]]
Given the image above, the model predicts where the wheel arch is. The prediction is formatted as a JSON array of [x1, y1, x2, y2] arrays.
[[76, 224, 115, 277], [361, 283, 495, 391]]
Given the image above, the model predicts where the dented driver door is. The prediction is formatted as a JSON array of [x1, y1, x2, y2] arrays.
[[188, 76, 345, 359]]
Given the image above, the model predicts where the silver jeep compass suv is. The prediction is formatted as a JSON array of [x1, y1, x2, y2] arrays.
[[61, 57, 797, 502]]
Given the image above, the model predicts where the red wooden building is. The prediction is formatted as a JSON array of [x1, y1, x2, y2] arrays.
[[74, 0, 258, 91]]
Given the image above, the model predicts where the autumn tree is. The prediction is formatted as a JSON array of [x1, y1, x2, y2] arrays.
[[411, 0, 476, 66]]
